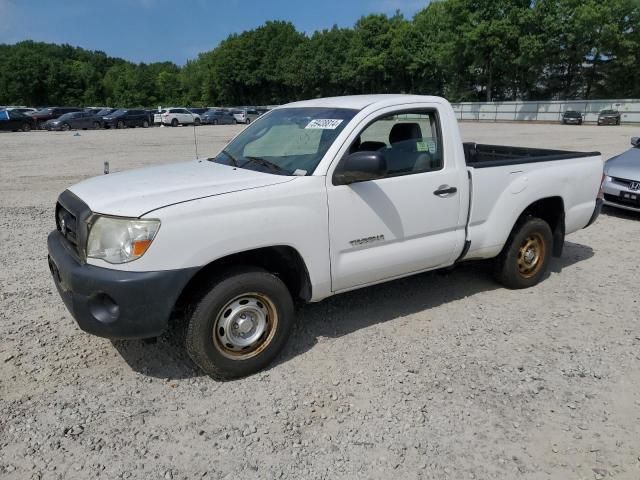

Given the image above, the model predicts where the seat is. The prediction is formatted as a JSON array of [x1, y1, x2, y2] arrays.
[[386, 123, 431, 174]]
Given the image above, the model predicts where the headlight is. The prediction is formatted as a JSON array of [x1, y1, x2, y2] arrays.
[[604, 174, 612, 183], [87, 216, 160, 264]]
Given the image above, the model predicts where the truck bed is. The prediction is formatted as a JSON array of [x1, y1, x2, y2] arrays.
[[463, 142, 600, 168]]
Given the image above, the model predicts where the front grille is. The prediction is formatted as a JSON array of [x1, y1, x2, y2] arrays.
[[55, 190, 92, 260], [611, 176, 634, 187], [56, 203, 80, 254]]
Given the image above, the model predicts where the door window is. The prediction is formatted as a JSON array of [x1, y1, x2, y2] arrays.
[[349, 110, 443, 177]]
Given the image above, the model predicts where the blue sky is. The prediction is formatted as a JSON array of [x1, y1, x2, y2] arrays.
[[0, 0, 427, 64]]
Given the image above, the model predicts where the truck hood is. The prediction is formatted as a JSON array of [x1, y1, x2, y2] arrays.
[[605, 147, 640, 180], [68, 160, 294, 217]]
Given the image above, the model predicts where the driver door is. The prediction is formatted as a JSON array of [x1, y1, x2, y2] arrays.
[[326, 106, 466, 292]]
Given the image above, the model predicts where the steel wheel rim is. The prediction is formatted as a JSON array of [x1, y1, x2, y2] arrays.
[[517, 232, 545, 278], [213, 293, 278, 360]]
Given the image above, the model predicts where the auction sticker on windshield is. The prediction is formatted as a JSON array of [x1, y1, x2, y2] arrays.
[[305, 119, 343, 129]]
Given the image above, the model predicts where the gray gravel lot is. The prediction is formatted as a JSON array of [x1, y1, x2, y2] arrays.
[[1, 122, 639, 479]]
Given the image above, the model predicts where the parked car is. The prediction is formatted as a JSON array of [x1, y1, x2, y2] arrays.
[[230, 108, 259, 124], [562, 110, 583, 125], [597, 109, 621, 126], [102, 109, 150, 129], [0, 109, 35, 132], [44, 111, 105, 131], [28, 107, 83, 129], [188, 108, 208, 116], [201, 109, 237, 125], [6, 107, 37, 115], [47, 94, 605, 379], [154, 108, 201, 127], [602, 137, 640, 212]]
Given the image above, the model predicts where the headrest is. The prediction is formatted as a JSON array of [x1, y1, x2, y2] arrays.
[[389, 123, 422, 144]]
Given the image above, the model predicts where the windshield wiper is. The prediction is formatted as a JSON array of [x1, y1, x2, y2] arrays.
[[220, 149, 239, 166], [241, 156, 289, 175]]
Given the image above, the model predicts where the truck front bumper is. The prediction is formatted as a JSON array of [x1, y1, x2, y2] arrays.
[[47, 230, 197, 339]]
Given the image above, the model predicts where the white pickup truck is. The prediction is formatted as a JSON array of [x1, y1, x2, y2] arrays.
[[48, 95, 604, 379]]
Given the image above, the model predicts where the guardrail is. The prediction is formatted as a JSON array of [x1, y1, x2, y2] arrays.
[[451, 99, 640, 124]]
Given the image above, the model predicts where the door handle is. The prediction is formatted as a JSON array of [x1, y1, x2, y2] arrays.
[[433, 185, 457, 197]]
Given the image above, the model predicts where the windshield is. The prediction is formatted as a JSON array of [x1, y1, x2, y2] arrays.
[[96, 109, 113, 116], [110, 109, 127, 116], [209, 107, 357, 175], [57, 112, 77, 120]]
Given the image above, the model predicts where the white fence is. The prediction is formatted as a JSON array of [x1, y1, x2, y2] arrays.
[[451, 99, 640, 124]]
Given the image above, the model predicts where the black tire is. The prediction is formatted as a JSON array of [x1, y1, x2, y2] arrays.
[[616, 119, 620, 125], [213, 119, 218, 125], [93, 121, 101, 129], [116, 120, 124, 129], [185, 267, 294, 380], [21, 123, 31, 132], [194, 118, 201, 126], [493, 217, 553, 289], [246, 118, 251, 124], [61, 123, 71, 131], [232, 119, 237, 124], [142, 120, 149, 128], [171, 118, 179, 127]]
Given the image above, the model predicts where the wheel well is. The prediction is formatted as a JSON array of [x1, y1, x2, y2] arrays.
[[517, 197, 565, 257], [173, 246, 312, 316]]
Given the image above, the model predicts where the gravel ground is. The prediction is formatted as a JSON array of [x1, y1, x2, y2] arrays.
[[1, 122, 639, 480]]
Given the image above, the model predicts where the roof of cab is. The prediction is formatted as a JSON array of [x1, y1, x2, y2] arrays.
[[278, 94, 444, 111]]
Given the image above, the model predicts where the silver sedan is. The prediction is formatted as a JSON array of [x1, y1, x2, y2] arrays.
[[603, 137, 640, 213]]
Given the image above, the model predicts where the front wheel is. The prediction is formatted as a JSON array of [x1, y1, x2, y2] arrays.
[[142, 120, 149, 128], [194, 118, 201, 126], [116, 120, 124, 129], [21, 123, 31, 132], [493, 217, 553, 289], [185, 268, 294, 380]]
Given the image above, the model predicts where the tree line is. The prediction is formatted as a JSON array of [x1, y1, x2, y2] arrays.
[[1, 0, 638, 108]]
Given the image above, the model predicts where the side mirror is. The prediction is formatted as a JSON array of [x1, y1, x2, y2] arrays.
[[333, 151, 387, 185], [631, 137, 639, 147]]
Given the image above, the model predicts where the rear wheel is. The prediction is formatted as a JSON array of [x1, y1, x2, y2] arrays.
[[494, 217, 553, 289], [61, 123, 71, 131], [194, 118, 201, 126], [21, 123, 31, 132], [93, 121, 101, 129], [213, 119, 218, 125], [142, 120, 149, 128], [116, 120, 124, 129], [171, 118, 178, 127], [185, 268, 294, 379]]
